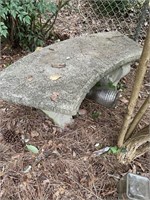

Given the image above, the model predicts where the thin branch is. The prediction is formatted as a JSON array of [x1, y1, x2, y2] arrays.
[[41, 0, 70, 32], [134, 143, 150, 159], [44, 12, 58, 36], [118, 125, 150, 164], [125, 95, 150, 140], [117, 25, 150, 147]]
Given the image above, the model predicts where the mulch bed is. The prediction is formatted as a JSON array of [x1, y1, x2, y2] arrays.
[[0, 49, 149, 199], [0, 2, 149, 199]]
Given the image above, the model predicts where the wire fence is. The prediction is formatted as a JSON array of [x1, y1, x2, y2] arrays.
[[62, 0, 149, 42]]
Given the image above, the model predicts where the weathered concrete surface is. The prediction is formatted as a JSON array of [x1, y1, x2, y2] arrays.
[[0, 32, 142, 117], [42, 109, 73, 128], [100, 63, 131, 86]]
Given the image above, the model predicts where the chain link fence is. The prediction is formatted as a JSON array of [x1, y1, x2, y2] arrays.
[[56, 0, 149, 43], [75, 0, 149, 41]]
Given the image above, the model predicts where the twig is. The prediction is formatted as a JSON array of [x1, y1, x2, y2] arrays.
[[125, 95, 150, 140], [42, 0, 70, 34], [118, 125, 150, 164], [69, 176, 103, 200]]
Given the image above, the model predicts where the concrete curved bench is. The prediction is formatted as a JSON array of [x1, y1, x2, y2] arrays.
[[0, 32, 142, 127]]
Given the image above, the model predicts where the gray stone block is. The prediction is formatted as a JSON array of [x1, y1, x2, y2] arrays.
[[42, 109, 73, 128], [100, 64, 131, 86], [0, 31, 142, 120]]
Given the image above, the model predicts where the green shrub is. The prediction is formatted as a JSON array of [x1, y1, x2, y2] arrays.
[[0, 0, 69, 50]]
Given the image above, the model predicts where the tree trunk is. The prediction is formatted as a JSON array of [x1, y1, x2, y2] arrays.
[[117, 25, 150, 147], [118, 125, 150, 164]]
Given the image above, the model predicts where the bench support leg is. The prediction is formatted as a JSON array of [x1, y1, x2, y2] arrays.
[[100, 64, 131, 86], [42, 109, 73, 128]]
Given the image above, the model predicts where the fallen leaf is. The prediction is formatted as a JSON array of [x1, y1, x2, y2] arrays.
[[26, 144, 39, 154], [51, 63, 66, 68], [23, 165, 32, 173], [120, 97, 129, 104], [78, 109, 87, 115], [72, 151, 76, 158], [50, 92, 59, 102], [48, 140, 53, 146], [0, 133, 3, 142], [31, 130, 39, 138], [95, 143, 100, 147], [52, 149, 60, 156], [50, 74, 61, 81], [26, 173, 32, 179], [27, 75, 33, 81], [0, 171, 4, 177], [2, 55, 8, 59], [42, 179, 50, 185], [49, 48, 54, 51], [35, 47, 43, 51], [11, 154, 21, 160], [53, 187, 65, 198]]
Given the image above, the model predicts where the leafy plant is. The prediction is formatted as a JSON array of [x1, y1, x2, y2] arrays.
[[95, 80, 117, 90], [92, 111, 101, 120], [109, 146, 121, 154], [109, 146, 126, 154], [0, 22, 8, 37], [0, 0, 70, 50]]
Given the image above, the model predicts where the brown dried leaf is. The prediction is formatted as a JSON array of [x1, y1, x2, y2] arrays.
[[50, 92, 59, 102], [42, 179, 50, 185], [27, 75, 33, 82], [35, 47, 43, 51], [50, 74, 61, 81], [120, 97, 129, 104], [31, 130, 39, 138], [53, 187, 65, 198], [48, 140, 53, 146], [0, 172, 4, 177], [2, 55, 8, 59], [78, 109, 87, 115], [51, 63, 66, 68], [72, 151, 76, 158]]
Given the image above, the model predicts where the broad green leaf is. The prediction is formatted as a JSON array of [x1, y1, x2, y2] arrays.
[[49, 3, 57, 14], [23, 16, 31, 24], [0, 29, 8, 37], [109, 146, 120, 154], [26, 144, 39, 154], [0, 22, 8, 37]]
